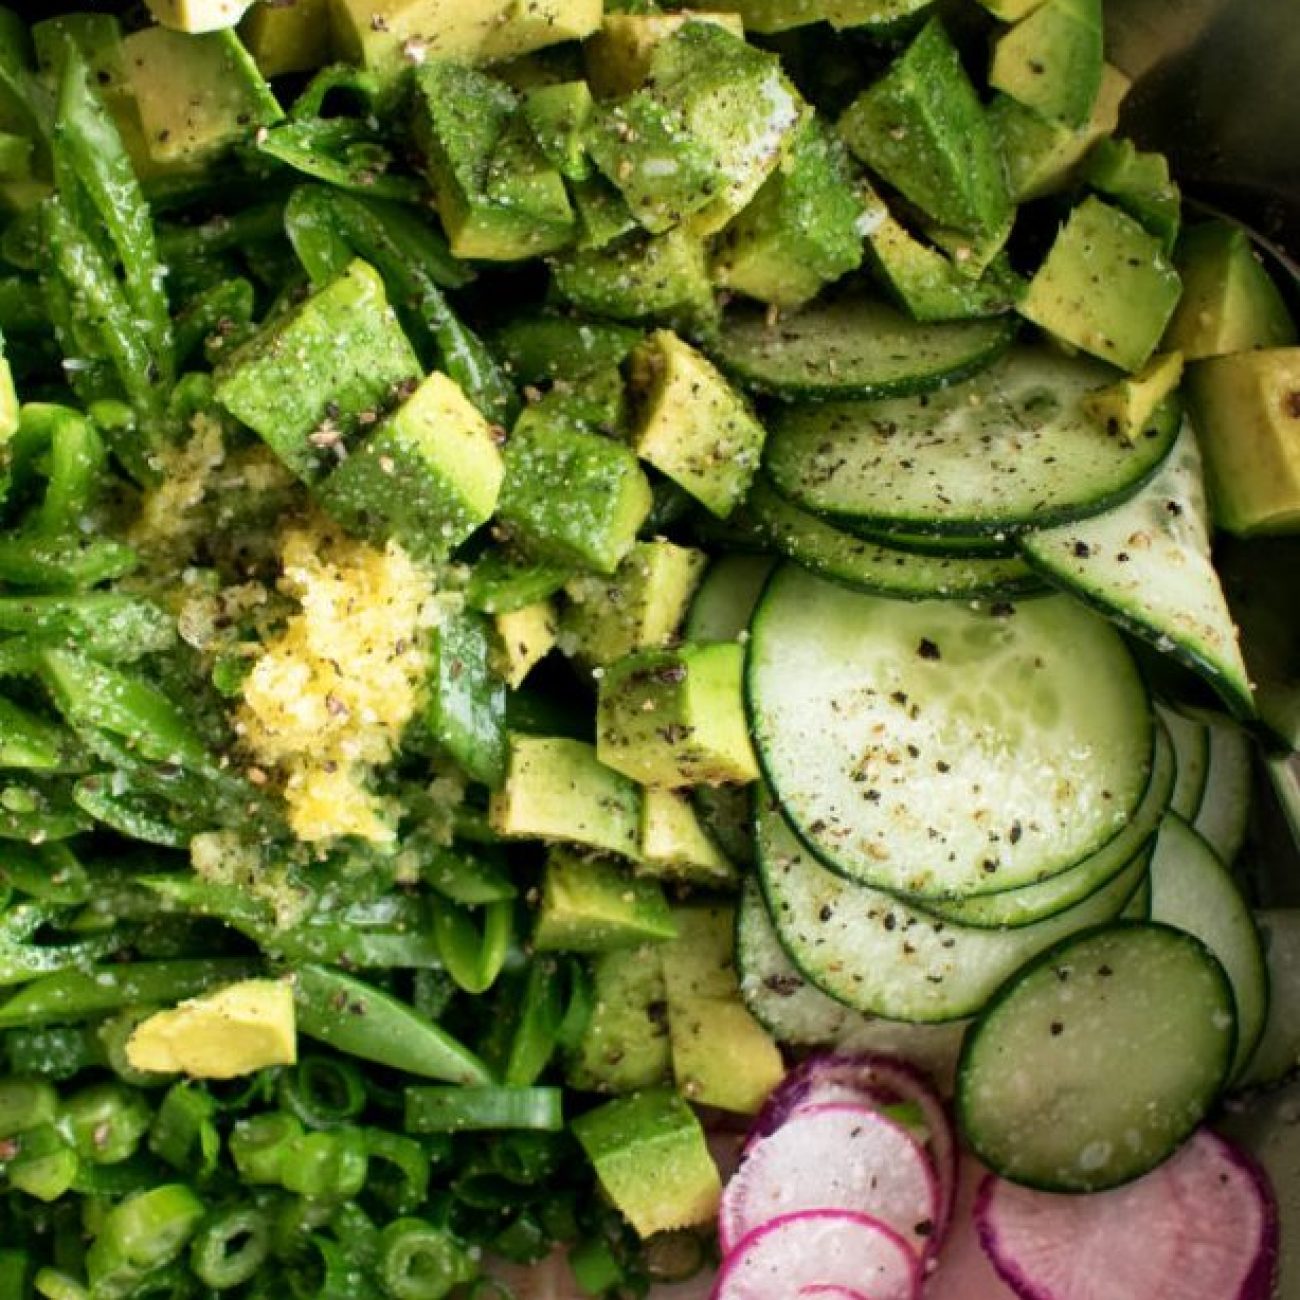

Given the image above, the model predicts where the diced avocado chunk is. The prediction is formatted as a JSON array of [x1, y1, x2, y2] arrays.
[[489, 735, 641, 858], [125, 979, 296, 1079], [706, 0, 825, 32], [1164, 221, 1298, 360], [839, 19, 1010, 238], [989, 0, 1102, 129], [533, 849, 677, 953], [639, 788, 736, 886], [567, 945, 671, 1093], [145, 0, 254, 31], [0, 346, 16, 443], [1020, 196, 1182, 372], [1083, 137, 1181, 253], [425, 609, 508, 789], [560, 540, 708, 669], [1186, 348, 1300, 535], [413, 62, 573, 262], [497, 412, 652, 574], [552, 228, 717, 331], [467, 550, 574, 615], [584, 13, 745, 98], [329, 0, 601, 78], [628, 331, 766, 518], [240, 0, 331, 77], [494, 315, 643, 387], [712, 116, 865, 309], [597, 643, 760, 787], [316, 371, 504, 557], [123, 27, 281, 167], [991, 61, 1129, 203], [978, 0, 1049, 16], [494, 600, 558, 688], [571, 1088, 721, 1237], [570, 174, 641, 251], [1082, 351, 1184, 442], [662, 906, 784, 1113], [522, 81, 595, 182], [864, 192, 1023, 322], [214, 260, 420, 482]]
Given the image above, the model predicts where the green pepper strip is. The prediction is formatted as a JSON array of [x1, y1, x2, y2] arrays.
[[430, 897, 514, 996], [0, 958, 256, 1028], [404, 1086, 564, 1134], [294, 964, 494, 1086]]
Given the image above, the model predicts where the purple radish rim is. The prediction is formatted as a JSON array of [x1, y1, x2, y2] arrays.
[[711, 1208, 922, 1300]]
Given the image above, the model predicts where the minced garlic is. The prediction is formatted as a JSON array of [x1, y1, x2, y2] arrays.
[[236, 520, 439, 844]]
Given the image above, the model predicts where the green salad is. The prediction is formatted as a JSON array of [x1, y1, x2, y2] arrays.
[[0, 0, 1296, 1296]]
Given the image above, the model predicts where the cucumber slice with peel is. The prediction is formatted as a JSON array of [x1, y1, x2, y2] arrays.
[[1158, 702, 1211, 821], [1193, 714, 1253, 864], [957, 922, 1236, 1191]]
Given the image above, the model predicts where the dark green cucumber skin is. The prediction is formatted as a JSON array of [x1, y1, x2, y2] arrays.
[[955, 920, 1236, 1193]]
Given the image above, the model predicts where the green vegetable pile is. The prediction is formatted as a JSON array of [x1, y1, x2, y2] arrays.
[[0, 0, 1293, 1296]]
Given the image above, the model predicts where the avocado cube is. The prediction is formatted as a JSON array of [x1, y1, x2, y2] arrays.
[[522, 81, 595, 182], [978, 0, 1050, 17], [533, 849, 677, 954], [489, 735, 641, 859], [240, 0, 331, 78], [145, 0, 254, 31], [1164, 221, 1298, 361], [1020, 197, 1182, 372], [316, 371, 505, 556], [124, 27, 281, 167], [628, 332, 766, 519], [413, 62, 574, 262], [560, 540, 708, 668], [584, 12, 745, 98], [650, 22, 806, 236], [566, 945, 671, 1094], [1083, 138, 1180, 253], [571, 1089, 721, 1236], [214, 260, 421, 482], [0, 350, 16, 442], [596, 643, 760, 788], [706, 0, 823, 32], [588, 94, 722, 235], [639, 788, 736, 886], [553, 228, 717, 331], [991, 62, 1129, 203], [1082, 351, 1184, 442], [425, 609, 508, 789], [570, 175, 642, 251], [989, 0, 1103, 129], [712, 117, 865, 310], [534, 364, 629, 435], [497, 414, 652, 574], [493, 315, 643, 388], [659, 901, 787, 1119], [1186, 348, 1300, 535], [493, 600, 558, 689], [839, 19, 1010, 238], [467, 549, 574, 615]]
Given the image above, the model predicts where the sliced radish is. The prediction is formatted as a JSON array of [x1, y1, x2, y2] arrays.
[[749, 1053, 958, 1243], [924, 1155, 1018, 1300], [712, 1210, 920, 1300], [976, 1129, 1278, 1300], [720, 1102, 939, 1257]]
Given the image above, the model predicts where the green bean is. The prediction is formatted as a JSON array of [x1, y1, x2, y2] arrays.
[[63, 1081, 153, 1165], [290, 64, 385, 121], [258, 119, 422, 201], [0, 532, 138, 590], [149, 1083, 219, 1179], [156, 201, 287, 264], [430, 898, 514, 996], [281, 1127, 369, 1201], [0, 958, 256, 1028], [189, 1205, 272, 1291], [294, 964, 494, 1087], [0, 697, 85, 773], [0, 842, 90, 904], [4, 1023, 102, 1080], [230, 1113, 303, 1186], [0, 593, 174, 663], [85, 1184, 205, 1297], [422, 843, 517, 906], [0, 777, 90, 842], [71, 778, 191, 848], [361, 1129, 430, 1218], [6, 1123, 78, 1201], [283, 184, 353, 286], [376, 1218, 476, 1300], [504, 957, 565, 1088], [173, 276, 256, 368], [278, 1055, 367, 1131], [404, 1086, 564, 1134]]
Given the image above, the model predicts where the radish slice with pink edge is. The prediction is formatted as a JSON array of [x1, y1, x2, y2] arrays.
[[924, 1154, 1018, 1300], [748, 1054, 958, 1243], [799, 1288, 880, 1299], [976, 1129, 1279, 1300], [711, 1210, 921, 1300], [720, 1102, 940, 1257]]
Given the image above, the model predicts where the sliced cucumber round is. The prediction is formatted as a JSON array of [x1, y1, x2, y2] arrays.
[[764, 348, 1180, 536], [683, 553, 776, 643], [921, 721, 1173, 929], [747, 567, 1154, 899], [746, 478, 1043, 602], [710, 298, 1014, 400], [1194, 715, 1252, 866], [1148, 813, 1268, 1080], [756, 800, 1147, 1023], [1158, 702, 1211, 821], [957, 922, 1236, 1192], [836, 520, 1019, 558]]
